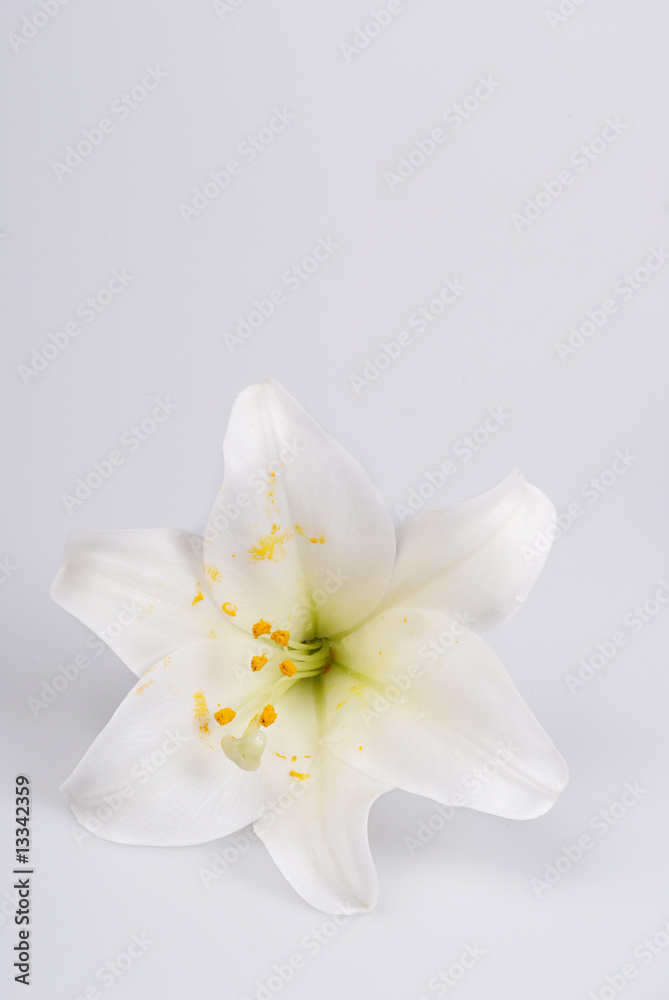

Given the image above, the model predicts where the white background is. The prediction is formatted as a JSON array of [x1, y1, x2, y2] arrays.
[[2, 0, 669, 998]]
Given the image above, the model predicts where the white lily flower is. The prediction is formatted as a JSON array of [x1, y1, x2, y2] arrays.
[[52, 381, 568, 914]]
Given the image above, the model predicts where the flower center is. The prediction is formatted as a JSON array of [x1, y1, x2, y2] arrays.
[[216, 622, 333, 771]]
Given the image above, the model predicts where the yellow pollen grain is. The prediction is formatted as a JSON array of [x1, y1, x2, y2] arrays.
[[275, 752, 286, 759], [214, 707, 236, 726], [252, 619, 272, 638], [135, 678, 154, 695], [192, 587, 204, 605], [221, 602, 237, 617], [192, 690, 210, 735], [290, 755, 297, 762], [271, 629, 290, 647], [208, 629, 219, 638], [248, 524, 292, 563], [259, 704, 277, 727], [279, 660, 296, 677], [289, 770, 309, 780], [205, 565, 221, 582], [251, 654, 268, 672], [295, 524, 325, 544], [267, 472, 278, 509]]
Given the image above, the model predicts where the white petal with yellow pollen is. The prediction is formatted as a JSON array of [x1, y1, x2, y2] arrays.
[[204, 381, 396, 641], [325, 607, 568, 819], [61, 637, 307, 845], [380, 471, 556, 633], [254, 681, 391, 915], [51, 529, 233, 677]]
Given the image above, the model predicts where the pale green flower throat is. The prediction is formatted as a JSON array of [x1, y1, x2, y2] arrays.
[[216, 620, 332, 772]]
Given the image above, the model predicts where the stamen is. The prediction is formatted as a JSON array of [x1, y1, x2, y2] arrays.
[[214, 707, 236, 726], [279, 660, 297, 677], [270, 629, 290, 646], [259, 704, 277, 727], [252, 619, 272, 638], [251, 654, 268, 672]]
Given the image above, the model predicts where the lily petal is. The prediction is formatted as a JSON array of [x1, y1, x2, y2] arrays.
[[51, 529, 232, 677], [381, 471, 556, 632], [254, 681, 389, 914], [204, 381, 396, 641], [62, 637, 302, 845], [325, 608, 568, 819]]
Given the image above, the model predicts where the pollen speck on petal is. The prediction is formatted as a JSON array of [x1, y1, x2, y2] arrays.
[[289, 770, 309, 780], [192, 587, 204, 605], [192, 690, 210, 735], [248, 524, 292, 563], [221, 602, 237, 617]]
